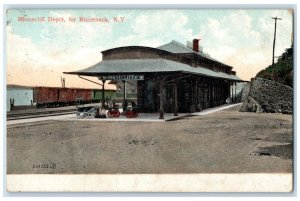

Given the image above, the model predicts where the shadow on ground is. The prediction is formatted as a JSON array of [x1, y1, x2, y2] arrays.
[[255, 144, 293, 160]]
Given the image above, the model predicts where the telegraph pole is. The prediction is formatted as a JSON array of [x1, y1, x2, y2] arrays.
[[272, 16, 282, 66]]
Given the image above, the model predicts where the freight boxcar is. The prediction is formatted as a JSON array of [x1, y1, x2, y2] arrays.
[[7, 85, 116, 110], [58, 88, 92, 105], [33, 87, 93, 108]]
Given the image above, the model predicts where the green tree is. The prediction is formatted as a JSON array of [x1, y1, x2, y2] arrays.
[[256, 47, 293, 87]]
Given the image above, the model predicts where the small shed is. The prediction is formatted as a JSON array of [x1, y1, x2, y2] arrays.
[[7, 85, 34, 111]]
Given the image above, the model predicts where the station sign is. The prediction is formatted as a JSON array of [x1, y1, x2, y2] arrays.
[[98, 75, 144, 80]]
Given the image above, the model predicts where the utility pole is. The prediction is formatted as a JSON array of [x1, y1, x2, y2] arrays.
[[272, 16, 282, 66]]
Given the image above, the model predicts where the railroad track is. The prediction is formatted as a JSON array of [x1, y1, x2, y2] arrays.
[[7, 109, 76, 121]]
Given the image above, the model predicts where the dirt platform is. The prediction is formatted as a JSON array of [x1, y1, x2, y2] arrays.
[[7, 106, 293, 174]]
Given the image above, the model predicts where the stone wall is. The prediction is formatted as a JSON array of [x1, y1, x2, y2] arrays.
[[240, 82, 250, 102], [240, 77, 292, 114]]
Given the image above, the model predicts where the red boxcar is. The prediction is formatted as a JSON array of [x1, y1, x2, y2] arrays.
[[33, 87, 92, 108], [58, 88, 91, 102]]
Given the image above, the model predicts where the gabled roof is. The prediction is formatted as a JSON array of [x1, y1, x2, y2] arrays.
[[157, 40, 194, 54], [65, 58, 241, 81], [157, 40, 229, 67]]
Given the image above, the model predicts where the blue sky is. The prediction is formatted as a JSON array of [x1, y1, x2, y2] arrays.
[[6, 9, 293, 88]]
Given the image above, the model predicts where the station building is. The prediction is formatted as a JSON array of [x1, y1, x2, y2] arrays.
[[65, 39, 242, 118]]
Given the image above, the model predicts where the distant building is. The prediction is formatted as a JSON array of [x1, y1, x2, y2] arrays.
[[65, 39, 242, 118], [6, 85, 34, 111]]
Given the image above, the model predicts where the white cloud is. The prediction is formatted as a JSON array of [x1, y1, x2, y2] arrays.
[[111, 10, 194, 49], [197, 9, 292, 81], [7, 10, 117, 88], [7, 9, 293, 86], [37, 11, 113, 52], [6, 25, 114, 89], [131, 10, 193, 43]]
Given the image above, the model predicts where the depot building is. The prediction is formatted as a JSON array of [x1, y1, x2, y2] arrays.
[[65, 39, 242, 119]]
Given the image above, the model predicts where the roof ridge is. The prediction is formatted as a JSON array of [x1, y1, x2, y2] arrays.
[[157, 40, 192, 52], [171, 40, 188, 48], [170, 40, 226, 65]]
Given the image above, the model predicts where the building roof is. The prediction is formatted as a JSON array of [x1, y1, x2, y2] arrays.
[[65, 58, 241, 81], [6, 84, 34, 89], [157, 40, 194, 54], [157, 40, 230, 67]]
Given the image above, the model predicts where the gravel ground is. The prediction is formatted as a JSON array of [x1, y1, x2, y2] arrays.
[[7, 106, 293, 174]]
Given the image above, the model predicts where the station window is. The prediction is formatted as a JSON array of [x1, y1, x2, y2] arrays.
[[118, 86, 122, 93], [131, 86, 136, 93]]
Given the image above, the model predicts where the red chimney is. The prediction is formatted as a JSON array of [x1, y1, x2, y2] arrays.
[[193, 39, 199, 52]]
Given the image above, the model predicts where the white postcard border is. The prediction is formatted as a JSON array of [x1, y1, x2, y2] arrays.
[[7, 173, 293, 192]]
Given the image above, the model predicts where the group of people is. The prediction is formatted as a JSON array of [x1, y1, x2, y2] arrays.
[[95, 99, 138, 118]]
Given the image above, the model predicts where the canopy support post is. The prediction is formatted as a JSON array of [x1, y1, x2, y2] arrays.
[[159, 79, 164, 119], [122, 80, 127, 113], [174, 83, 178, 116], [230, 82, 233, 103], [234, 82, 237, 103], [101, 80, 106, 108], [122, 80, 126, 102]]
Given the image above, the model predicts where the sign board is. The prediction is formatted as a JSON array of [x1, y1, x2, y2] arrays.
[[98, 75, 144, 80]]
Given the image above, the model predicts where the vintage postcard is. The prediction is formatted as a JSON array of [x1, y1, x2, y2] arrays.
[[5, 7, 294, 192]]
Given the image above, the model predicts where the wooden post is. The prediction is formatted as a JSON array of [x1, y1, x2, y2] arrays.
[[123, 80, 126, 101], [228, 82, 231, 102], [197, 79, 200, 109], [195, 80, 198, 110], [174, 83, 178, 116], [224, 81, 227, 103], [234, 82, 237, 103], [159, 79, 164, 119], [232, 82, 234, 103], [202, 81, 205, 109], [122, 80, 126, 112], [210, 81, 213, 107], [230, 83, 233, 103], [272, 17, 282, 66], [10, 98, 14, 111], [217, 81, 219, 104], [101, 80, 106, 108], [233, 83, 235, 103], [212, 81, 215, 106]]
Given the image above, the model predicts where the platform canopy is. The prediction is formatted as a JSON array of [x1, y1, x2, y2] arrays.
[[64, 58, 241, 81]]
